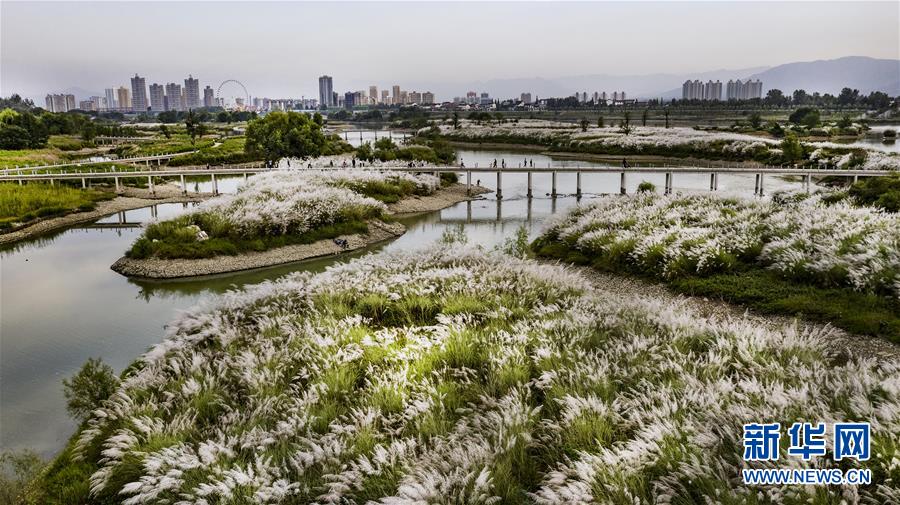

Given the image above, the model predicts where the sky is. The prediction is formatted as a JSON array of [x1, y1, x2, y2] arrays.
[[2, 1, 898, 102]]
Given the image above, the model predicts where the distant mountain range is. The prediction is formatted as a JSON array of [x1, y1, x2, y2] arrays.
[[389, 56, 898, 102]]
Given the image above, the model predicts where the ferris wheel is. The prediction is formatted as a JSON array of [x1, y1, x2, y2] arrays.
[[215, 80, 250, 110]]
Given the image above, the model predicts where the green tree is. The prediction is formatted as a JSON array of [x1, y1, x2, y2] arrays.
[[597, 116, 604, 128], [748, 112, 762, 129], [837, 87, 860, 106], [792, 89, 808, 105], [788, 107, 821, 128], [780, 132, 804, 163], [641, 108, 649, 127], [580, 118, 589, 132], [451, 112, 460, 130], [244, 111, 336, 163], [62, 358, 118, 422], [159, 124, 171, 139], [664, 108, 670, 128], [765, 89, 786, 106], [837, 114, 853, 129], [185, 109, 199, 145]]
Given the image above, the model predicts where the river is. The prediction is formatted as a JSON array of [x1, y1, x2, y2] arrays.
[[0, 147, 819, 458]]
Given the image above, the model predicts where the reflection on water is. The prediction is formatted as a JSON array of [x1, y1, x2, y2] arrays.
[[0, 147, 823, 458]]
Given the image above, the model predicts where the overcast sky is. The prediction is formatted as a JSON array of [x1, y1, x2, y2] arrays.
[[2, 1, 898, 101]]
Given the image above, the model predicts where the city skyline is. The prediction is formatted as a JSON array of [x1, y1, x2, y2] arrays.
[[3, 1, 897, 102]]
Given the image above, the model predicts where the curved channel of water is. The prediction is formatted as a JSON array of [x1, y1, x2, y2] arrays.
[[0, 147, 818, 457]]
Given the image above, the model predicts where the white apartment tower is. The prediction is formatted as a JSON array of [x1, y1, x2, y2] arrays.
[[149, 83, 166, 112], [184, 75, 201, 109]]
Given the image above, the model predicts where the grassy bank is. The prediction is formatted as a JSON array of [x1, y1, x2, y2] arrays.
[[27, 247, 900, 503], [125, 170, 440, 260], [0, 183, 113, 230], [534, 240, 900, 341], [534, 191, 900, 342]]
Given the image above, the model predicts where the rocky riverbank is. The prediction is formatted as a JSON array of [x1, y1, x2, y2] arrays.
[[386, 182, 491, 213], [111, 219, 406, 279], [0, 184, 210, 246]]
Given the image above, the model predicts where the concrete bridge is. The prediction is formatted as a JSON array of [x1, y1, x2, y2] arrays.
[[0, 151, 197, 174], [0, 165, 892, 198]]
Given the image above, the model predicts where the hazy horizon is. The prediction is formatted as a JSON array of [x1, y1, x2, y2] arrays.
[[2, 1, 898, 102]]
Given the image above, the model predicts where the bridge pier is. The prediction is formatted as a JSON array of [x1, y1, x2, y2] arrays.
[[576, 170, 582, 198], [211, 174, 218, 195], [115, 177, 121, 193], [466, 171, 472, 195], [527, 172, 533, 198], [180, 174, 186, 195], [804, 174, 811, 193], [710, 172, 718, 191], [620, 172, 626, 195], [759, 173, 765, 196], [853, 174, 859, 184], [664, 172, 672, 195], [496, 170, 502, 199], [148, 175, 155, 195], [81, 177, 86, 188], [551, 171, 557, 198]]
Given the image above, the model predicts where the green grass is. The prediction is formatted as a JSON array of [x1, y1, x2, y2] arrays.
[[534, 240, 900, 342], [167, 136, 260, 167], [126, 216, 371, 260], [0, 183, 114, 230]]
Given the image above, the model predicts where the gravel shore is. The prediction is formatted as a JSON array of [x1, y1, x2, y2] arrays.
[[567, 264, 900, 362], [0, 184, 210, 246], [111, 219, 406, 279], [387, 182, 491, 214]]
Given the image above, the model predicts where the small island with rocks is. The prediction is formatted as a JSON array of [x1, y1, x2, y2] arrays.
[[111, 170, 487, 279]]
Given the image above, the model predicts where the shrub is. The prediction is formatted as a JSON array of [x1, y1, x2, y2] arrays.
[[62, 358, 118, 422], [636, 181, 655, 193]]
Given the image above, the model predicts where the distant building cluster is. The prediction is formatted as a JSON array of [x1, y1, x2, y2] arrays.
[[574, 91, 632, 105], [727, 79, 763, 100], [682, 78, 762, 101], [318, 76, 435, 110]]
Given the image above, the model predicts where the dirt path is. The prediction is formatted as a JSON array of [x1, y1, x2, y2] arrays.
[[569, 265, 900, 363]]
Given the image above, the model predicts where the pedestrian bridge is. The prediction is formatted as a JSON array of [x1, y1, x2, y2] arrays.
[[0, 164, 892, 198]]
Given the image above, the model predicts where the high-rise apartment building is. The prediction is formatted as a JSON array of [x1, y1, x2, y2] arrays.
[[391, 85, 400, 105], [422, 92, 435, 105], [117, 86, 131, 111], [104, 88, 117, 110], [408, 91, 422, 104], [44, 94, 76, 112], [130, 74, 147, 112], [184, 75, 201, 109], [369, 86, 378, 104], [203, 86, 215, 108], [725, 79, 763, 100], [149, 84, 166, 112], [165, 83, 183, 111], [381, 90, 389, 104], [318, 75, 334, 108]]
